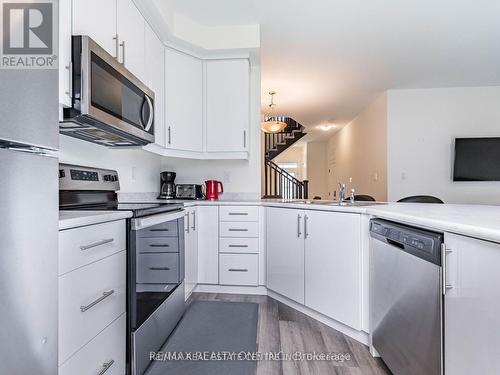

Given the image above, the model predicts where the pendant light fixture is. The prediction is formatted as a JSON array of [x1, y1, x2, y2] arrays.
[[261, 91, 287, 133]]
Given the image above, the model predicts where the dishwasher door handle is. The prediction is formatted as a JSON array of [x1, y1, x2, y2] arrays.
[[441, 244, 454, 295]]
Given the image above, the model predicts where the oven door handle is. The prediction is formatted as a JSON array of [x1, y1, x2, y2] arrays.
[[131, 210, 185, 231]]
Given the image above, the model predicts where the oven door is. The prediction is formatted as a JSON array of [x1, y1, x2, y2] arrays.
[[76, 36, 155, 143], [128, 210, 186, 374]]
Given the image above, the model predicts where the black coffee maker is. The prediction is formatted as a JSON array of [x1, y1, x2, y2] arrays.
[[158, 171, 176, 199]]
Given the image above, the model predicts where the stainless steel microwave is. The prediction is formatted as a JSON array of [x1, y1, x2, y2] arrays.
[[60, 36, 155, 146]]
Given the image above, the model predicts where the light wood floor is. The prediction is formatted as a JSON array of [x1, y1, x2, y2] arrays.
[[190, 293, 391, 375]]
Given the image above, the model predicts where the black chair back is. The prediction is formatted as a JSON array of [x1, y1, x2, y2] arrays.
[[397, 195, 444, 204]]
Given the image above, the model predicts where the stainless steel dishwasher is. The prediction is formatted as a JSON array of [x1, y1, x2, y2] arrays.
[[370, 219, 444, 375]]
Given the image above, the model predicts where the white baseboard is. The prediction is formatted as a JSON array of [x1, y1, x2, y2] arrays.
[[267, 290, 369, 346], [193, 284, 268, 295], [192, 284, 369, 347]]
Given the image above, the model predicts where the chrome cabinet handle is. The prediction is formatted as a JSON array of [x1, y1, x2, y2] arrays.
[[168, 126, 172, 145], [149, 267, 170, 271], [120, 40, 126, 64], [185, 213, 190, 233], [144, 96, 154, 131], [228, 244, 248, 248], [191, 211, 196, 231], [441, 244, 454, 295], [304, 215, 309, 238], [80, 238, 114, 251], [228, 268, 248, 272], [97, 359, 115, 375], [228, 212, 248, 216], [65, 61, 72, 98], [297, 214, 302, 238], [228, 228, 248, 232], [80, 290, 115, 312], [243, 130, 247, 148], [113, 34, 119, 59]]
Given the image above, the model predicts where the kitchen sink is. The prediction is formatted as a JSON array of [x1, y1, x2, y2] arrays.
[[294, 200, 386, 207]]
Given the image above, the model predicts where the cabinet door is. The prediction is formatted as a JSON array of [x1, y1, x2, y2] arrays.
[[185, 208, 199, 298], [197, 206, 218, 284], [145, 24, 165, 147], [165, 48, 203, 152], [117, 0, 145, 82], [59, 0, 72, 109], [72, 0, 117, 57], [205, 59, 249, 152], [444, 233, 500, 375], [266, 208, 305, 304], [304, 211, 361, 329]]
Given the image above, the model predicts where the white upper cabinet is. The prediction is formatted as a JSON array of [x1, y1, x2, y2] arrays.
[[72, 0, 117, 58], [266, 208, 305, 304], [116, 0, 146, 82], [165, 48, 203, 152], [304, 211, 362, 330], [59, 0, 72, 109], [144, 23, 165, 147], [205, 59, 250, 153]]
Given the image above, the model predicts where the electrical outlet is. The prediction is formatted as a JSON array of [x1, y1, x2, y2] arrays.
[[131, 166, 137, 181], [223, 171, 231, 183], [401, 172, 407, 181]]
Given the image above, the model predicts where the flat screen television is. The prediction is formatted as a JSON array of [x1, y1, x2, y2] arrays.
[[453, 137, 500, 181]]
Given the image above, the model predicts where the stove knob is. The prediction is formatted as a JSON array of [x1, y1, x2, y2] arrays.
[[103, 174, 110, 181], [59, 169, 65, 178]]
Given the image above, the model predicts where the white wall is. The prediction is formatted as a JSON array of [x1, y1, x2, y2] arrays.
[[306, 141, 328, 199], [59, 135, 163, 193], [161, 65, 262, 197], [387, 86, 500, 204], [327, 94, 388, 201]]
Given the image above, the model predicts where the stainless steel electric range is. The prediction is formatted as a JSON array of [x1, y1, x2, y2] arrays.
[[59, 163, 186, 375]]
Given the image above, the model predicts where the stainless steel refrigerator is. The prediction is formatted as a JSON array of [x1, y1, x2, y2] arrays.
[[0, 69, 59, 374]]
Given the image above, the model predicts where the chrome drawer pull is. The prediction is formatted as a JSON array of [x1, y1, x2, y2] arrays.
[[80, 238, 114, 251], [149, 244, 170, 248], [228, 244, 249, 248], [97, 359, 115, 375], [228, 268, 248, 272], [80, 290, 115, 312], [228, 228, 248, 232], [228, 212, 248, 216], [149, 267, 170, 271]]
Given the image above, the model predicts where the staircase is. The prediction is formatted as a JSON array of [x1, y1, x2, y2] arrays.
[[263, 117, 309, 199]]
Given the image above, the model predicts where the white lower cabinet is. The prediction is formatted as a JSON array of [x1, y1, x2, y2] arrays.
[[266, 207, 305, 304], [266, 207, 362, 329], [443, 232, 500, 375], [219, 254, 258, 286], [184, 207, 199, 298], [58, 314, 126, 375], [197, 206, 219, 284], [304, 211, 361, 330]]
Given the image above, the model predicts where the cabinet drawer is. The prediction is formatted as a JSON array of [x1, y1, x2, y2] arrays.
[[136, 253, 179, 284], [59, 251, 126, 365], [137, 237, 179, 253], [220, 222, 259, 238], [220, 238, 259, 254], [219, 254, 258, 286], [137, 221, 179, 238], [59, 314, 126, 375], [220, 206, 259, 222], [59, 220, 126, 275]]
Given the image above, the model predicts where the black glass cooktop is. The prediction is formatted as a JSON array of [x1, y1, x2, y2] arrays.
[[61, 201, 183, 218]]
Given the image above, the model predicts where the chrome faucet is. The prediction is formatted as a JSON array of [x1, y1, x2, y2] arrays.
[[338, 182, 346, 202], [350, 188, 355, 203]]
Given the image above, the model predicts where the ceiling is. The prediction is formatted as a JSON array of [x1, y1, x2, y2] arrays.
[[172, 0, 500, 141]]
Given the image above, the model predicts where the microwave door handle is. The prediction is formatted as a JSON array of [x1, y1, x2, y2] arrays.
[[144, 96, 153, 132]]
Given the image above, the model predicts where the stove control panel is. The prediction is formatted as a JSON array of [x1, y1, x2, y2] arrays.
[[58, 164, 120, 191]]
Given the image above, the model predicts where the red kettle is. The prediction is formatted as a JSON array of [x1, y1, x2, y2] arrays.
[[205, 180, 223, 200]]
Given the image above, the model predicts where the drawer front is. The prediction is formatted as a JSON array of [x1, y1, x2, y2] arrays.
[[137, 221, 179, 238], [219, 238, 259, 254], [59, 251, 126, 364], [59, 220, 126, 275], [136, 253, 179, 284], [137, 237, 179, 253], [59, 314, 126, 375], [219, 254, 258, 286], [220, 221, 259, 238], [220, 206, 259, 222]]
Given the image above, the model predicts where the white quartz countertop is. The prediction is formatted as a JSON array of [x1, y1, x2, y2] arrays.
[[59, 210, 133, 230]]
